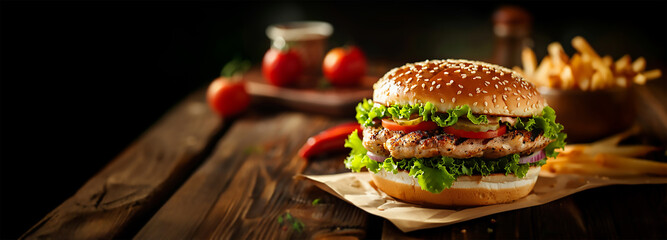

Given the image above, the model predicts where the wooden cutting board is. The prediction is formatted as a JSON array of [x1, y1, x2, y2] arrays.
[[244, 67, 376, 116]]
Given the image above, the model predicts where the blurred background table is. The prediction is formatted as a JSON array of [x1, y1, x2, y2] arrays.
[[2, 1, 666, 239]]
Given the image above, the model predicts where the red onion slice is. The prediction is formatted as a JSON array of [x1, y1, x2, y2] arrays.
[[367, 152, 388, 162], [519, 150, 546, 164]]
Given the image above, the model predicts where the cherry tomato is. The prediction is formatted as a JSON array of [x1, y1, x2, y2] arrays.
[[443, 125, 507, 139], [322, 46, 367, 86], [298, 122, 362, 159], [381, 118, 439, 133], [206, 77, 250, 117], [262, 48, 303, 87]]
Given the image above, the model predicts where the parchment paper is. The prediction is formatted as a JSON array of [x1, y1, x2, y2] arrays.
[[300, 172, 667, 232]]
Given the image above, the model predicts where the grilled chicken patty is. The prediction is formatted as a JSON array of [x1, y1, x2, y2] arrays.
[[363, 126, 553, 159]]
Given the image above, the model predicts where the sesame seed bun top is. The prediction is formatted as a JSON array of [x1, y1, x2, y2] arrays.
[[373, 59, 546, 117]]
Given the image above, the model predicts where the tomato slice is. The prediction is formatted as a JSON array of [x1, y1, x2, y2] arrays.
[[443, 125, 507, 139], [382, 118, 439, 133]]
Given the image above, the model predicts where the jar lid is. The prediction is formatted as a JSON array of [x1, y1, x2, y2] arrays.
[[266, 21, 333, 41]]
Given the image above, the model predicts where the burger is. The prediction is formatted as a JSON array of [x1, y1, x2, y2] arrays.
[[344, 59, 566, 206]]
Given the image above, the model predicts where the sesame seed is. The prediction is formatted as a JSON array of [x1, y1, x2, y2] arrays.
[[500, 72, 505, 76], [484, 81, 490, 86], [422, 83, 426, 88], [476, 88, 481, 93], [482, 90, 488, 93], [430, 86, 434, 91], [458, 84, 464, 88], [436, 84, 441, 89], [517, 102, 521, 107], [468, 93, 473, 97], [484, 101, 488, 106], [457, 90, 462, 95], [461, 74, 467, 78], [441, 98, 445, 103], [473, 102, 478, 106], [513, 92, 519, 96], [437, 78, 442, 81], [517, 97, 521, 101], [452, 97, 456, 103], [408, 77, 413, 81], [432, 81, 436, 85], [483, 109, 489, 113], [444, 72, 449, 75], [494, 84, 499, 89], [454, 69, 461, 73], [471, 71, 477, 74], [503, 95, 508, 100]]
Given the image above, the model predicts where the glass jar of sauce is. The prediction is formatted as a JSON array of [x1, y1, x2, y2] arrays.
[[266, 21, 333, 86]]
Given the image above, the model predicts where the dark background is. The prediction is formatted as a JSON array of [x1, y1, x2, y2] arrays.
[[1, 1, 665, 238]]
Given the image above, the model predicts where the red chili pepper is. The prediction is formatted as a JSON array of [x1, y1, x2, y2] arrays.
[[298, 122, 362, 159]]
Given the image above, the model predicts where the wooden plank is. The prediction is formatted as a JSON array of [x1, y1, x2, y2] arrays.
[[135, 113, 370, 239], [22, 90, 222, 239]]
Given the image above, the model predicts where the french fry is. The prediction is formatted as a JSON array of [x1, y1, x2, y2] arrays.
[[519, 36, 658, 90], [548, 42, 569, 68], [590, 71, 603, 90], [560, 65, 575, 89], [545, 125, 665, 178], [615, 76, 628, 88], [548, 162, 642, 177], [585, 145, 660, 157], [634, 73, 647, 85], [614, 54, 631, 75], [632, 57, 646, 73], [533, 57, 553, 87], [601, 55, 613, 67], [595, 154, 667, 176], [642, 69, 662, 80], [522, 47, 537, 77], [572, 36, 601, 60]]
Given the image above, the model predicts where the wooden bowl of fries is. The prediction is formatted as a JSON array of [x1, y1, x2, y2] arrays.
[[515, 36, 662, 142], [539, 86, 635, 143]]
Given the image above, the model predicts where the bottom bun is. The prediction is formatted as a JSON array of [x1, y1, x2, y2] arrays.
[[371, 166, 541, 207]]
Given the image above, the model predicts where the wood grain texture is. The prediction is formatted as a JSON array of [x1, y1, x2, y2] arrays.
[[22, 90, 222, 239], [135, 113, 369, 239]]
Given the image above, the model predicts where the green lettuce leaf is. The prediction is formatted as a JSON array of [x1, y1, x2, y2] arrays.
[[511, 106, 564, 140], [356, 99, 488, 127], [343, 130, 379, 172]]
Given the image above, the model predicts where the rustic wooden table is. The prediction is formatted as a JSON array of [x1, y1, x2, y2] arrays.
[[22, 79, 667, 239]]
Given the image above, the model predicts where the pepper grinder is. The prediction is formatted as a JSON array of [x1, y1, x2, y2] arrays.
[[491, 6, 533, 68]]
